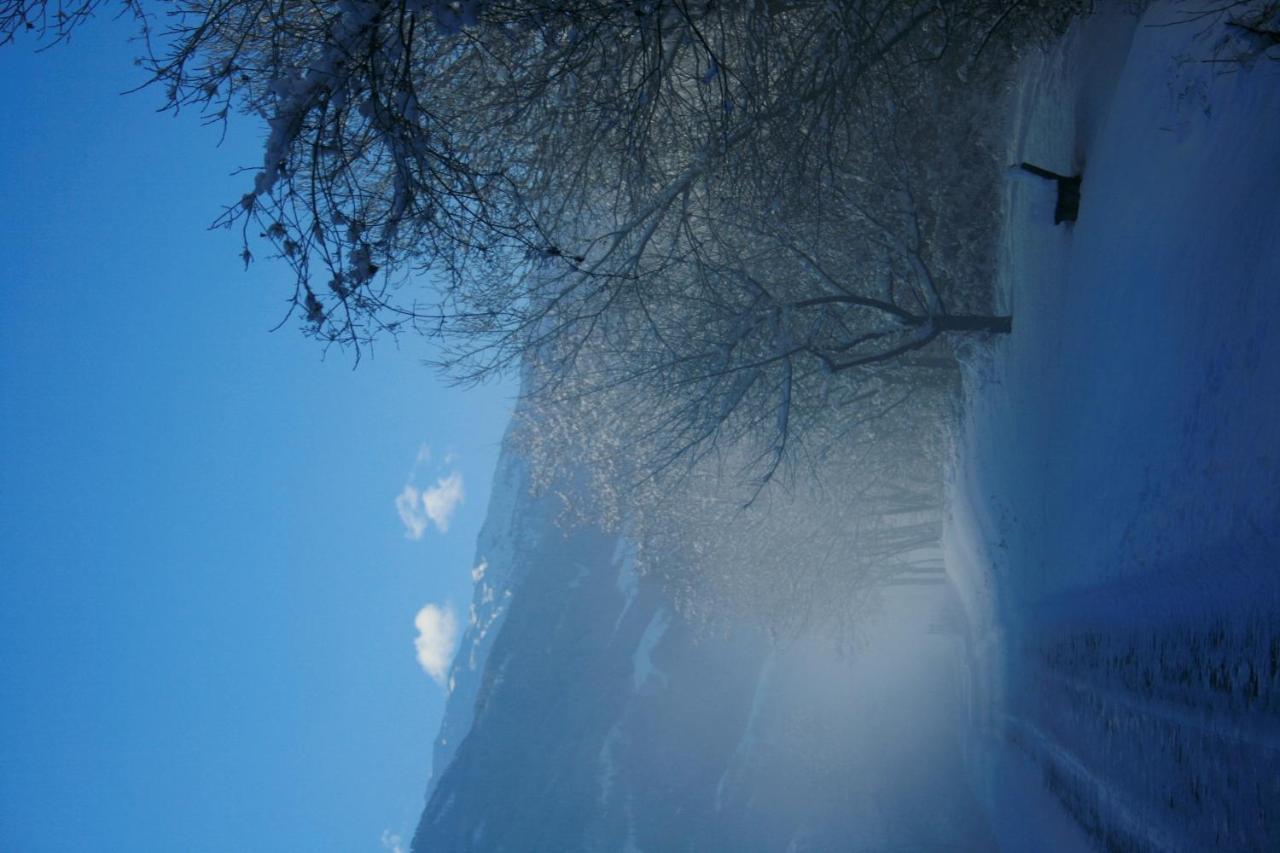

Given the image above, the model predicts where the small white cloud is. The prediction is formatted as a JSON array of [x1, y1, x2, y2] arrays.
[[394, 444, 463, 539], [414, 603, 459, 686], [380, 830, 405, 853], [422, 472, 464, 533], [470, 560, 488, 583], [396, 472, 463, 538], [395, 485, 428, 540]]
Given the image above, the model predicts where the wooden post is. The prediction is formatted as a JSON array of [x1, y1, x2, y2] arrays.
[[1020, 162, 1083, 224]]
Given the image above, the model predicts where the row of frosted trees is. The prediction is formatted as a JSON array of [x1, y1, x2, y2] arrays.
[[4, 0, 1081, 630]]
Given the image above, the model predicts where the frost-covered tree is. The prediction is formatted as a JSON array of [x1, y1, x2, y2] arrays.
[[1, 0, 138, 44], [3, 0, 1090, 634], [3, 0, 1079, 486]]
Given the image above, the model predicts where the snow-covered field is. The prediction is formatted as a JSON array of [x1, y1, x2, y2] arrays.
[[947, 2, 1280, 849]]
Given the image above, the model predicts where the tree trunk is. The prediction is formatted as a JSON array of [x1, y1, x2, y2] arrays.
[[935, 314, 1012, 334]]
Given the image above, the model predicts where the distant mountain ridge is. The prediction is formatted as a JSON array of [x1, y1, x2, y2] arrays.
[[410, 427, 988, 852]]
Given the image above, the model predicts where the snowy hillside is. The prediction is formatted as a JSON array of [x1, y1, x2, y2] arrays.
[[410, 427, 989, 851], [947, 2, 1280, 849]]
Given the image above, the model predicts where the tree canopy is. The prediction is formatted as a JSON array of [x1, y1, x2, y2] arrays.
[[4, 0, 1079, 535]]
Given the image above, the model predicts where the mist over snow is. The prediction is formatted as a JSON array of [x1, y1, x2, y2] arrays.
[[408, 423, 988, 850]]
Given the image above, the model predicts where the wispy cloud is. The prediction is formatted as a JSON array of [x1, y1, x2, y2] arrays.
[[414, 603, 459, 686], [422, 472, 464, 533], [381, 830, 405, 853], [396, 485, 429, 540], [396, 471, 464, 539]]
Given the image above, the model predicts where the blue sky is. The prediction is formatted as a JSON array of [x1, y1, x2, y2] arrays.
[[0, 15, 513, 852]]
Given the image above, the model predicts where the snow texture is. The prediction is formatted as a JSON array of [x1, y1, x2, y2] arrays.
[[947, 2, 1280, 849]]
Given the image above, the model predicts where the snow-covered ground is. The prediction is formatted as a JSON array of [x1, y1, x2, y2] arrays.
[[947, 2, 1280, 849]]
